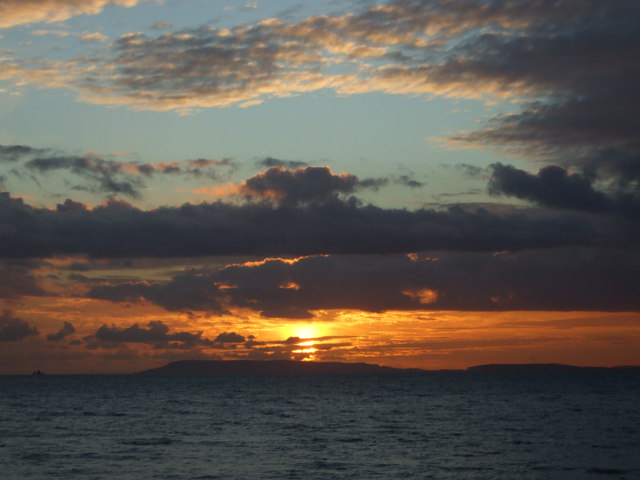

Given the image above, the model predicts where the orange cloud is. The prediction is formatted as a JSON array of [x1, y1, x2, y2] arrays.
[[0, 0, 146, 29]]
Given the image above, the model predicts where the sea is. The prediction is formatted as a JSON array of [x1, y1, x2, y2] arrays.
[[1, 370, 639, 479]]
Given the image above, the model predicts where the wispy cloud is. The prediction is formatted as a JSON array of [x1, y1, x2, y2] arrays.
[[1, 144, 236, 199], [0, 0, 149, 29]]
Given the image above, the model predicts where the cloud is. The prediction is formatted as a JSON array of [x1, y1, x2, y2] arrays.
[[393, 175, 424, 189], [4, 0, 633, 114], [47, 321, 76, 341], [152, 21, 171, 30], [0, 0, 147, 29], [0, 144, 236, 199], [1, 191, 621, 259], [256, 157, 309, 170], [213, 332, 245, 343], [489, 163, 640, 219], [2, 0, 635, 203], [239, 166, 387, 205], [88, 272, 229, 313], [489, 164, 610, 212], [85, 248, 640, 316], [92, 320, 207, 347], [0, 309, 39, 341], [0, 260, 46, 298], [0, 145, 47, 162], [81, 32, 108, 43], [87, 322, 250, 350]]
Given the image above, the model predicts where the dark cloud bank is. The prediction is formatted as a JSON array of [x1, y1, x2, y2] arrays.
[[87, 249, 640, 316], [2, 191, 632, 259]]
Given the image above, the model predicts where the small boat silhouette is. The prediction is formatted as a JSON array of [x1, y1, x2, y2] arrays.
[[32, 369, 45, 375]]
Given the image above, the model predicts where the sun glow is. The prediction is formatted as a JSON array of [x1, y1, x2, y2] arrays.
[[293, 347, 318, 361], [289, 324, 324, 340]]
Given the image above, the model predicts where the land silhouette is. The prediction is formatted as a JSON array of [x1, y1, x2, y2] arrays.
[[138, 360, 640, 375]]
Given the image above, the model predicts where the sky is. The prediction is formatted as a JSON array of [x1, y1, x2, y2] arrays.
[[0, 0, 639, 374]]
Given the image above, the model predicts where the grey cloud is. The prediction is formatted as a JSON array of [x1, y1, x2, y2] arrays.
[[88, 272, 228, 313], [489, 163, 640, 219], [0, 310, 39, 341], [3, 1, 636, 198], [0, 260, 46, 298], [1, 144, 236, 199], [1, 192, 621, 259], [256, 157, 309, 169], [0, 145, 47, 162], [438, 4, 640, 195], [8, 1, 628, 111], [47, 321, 76, 341], [213, 332, 245, 343], [393, 175, 424, 188], [240, 166, 387, 206], [93, 320, 207, 347], [86, 248, 640, 317], [26, 155, 144, 198], [89, 322, 250, 350]]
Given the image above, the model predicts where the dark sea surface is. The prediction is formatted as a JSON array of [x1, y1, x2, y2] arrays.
[[1, 370, 639, 479]]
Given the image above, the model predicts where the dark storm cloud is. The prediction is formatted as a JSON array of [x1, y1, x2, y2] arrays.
[[0, 144, 236, 199], [86, 248, 640, 317], [0, 310, 39, 341], [47, 321, 76, 341], [240, 166, 387, 206], [1, 192, 623, 259], [489, 164, 640, 219], [256, 157, 309, 170]]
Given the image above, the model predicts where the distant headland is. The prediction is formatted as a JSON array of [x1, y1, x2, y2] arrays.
[[138, 360, 424, 375], [137, 360, 640, 375]]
